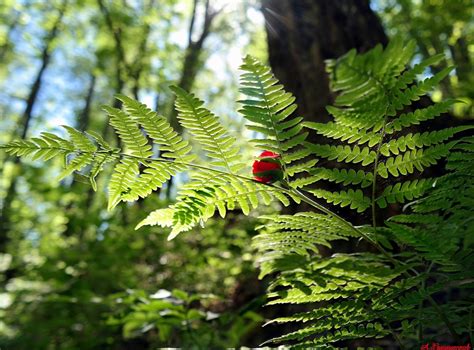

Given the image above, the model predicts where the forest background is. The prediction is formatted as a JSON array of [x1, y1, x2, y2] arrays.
[[0, 0, 472, 348]]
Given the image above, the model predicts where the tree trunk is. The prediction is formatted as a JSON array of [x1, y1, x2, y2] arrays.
[[165, 0, 219, 198], [76, 72, 96, 131], [262, 0, 387, 125], [262, 0, 388, 218], [130, 0, 156, 100], [168, 0, 219, 133], [256, 2, 389, 345]]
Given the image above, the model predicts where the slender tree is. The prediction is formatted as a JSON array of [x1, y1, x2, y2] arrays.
[[169, 0, 221, 133], [0, 0, 68, 250], [165, 0, 220, 198]]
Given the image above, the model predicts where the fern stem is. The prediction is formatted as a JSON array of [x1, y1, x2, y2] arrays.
[[426, 295, 461, 343], [114, 151, 279, 190], [291, 188, 399, 266], [92, 150, 409, 271], [387, 323, 404, 350], [371, 122, 387, 230]]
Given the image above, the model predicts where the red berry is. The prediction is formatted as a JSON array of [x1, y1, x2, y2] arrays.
[[252, 151, 283, 183]]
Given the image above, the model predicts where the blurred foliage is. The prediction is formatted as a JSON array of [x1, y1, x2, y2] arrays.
[[376, 0, 474, 117]]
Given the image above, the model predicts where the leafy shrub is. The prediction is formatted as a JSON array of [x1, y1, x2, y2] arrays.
[[2, 39, 473, 347]]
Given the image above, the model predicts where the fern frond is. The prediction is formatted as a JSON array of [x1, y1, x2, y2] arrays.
[[308, 188, 371, 212], [327, 39, 416, 119], [310, 167, 373, 188], [254, 213, 356, 276], [386, 222, 459, 266], [285, 159, 319, 176], [385, 99, 457, 134], [106, 96, 196, 201], [170, 86, 242, 173], [306, 143, 376, 166], [377, 143, 454, 178], [1, 132, 74, 160], [267, 321, 387, 346], [107, 157, 140, 210], [389, 213, 441, 225], [380, 126, 473, 156], [103, 106, 152, 158], [137, 171, 292, 240], [326, 105, 385, 132], [391, 66, 455, 111], [265, 299, 366, 325], [394, 53, 444, 91], [116, 94, 195, 164], [239, 55, 307, 167], [88, 152, 116, 191], [63, 126, 97, 153], [303, 121, 381, 146], [289, 167, 373, 191], [376, 179, 434, 208]]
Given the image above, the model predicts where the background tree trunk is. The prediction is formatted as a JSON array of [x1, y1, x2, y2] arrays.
[[257, 2, 390, 345], [262, 0, 387, 126], [165, 0, 219, 198]]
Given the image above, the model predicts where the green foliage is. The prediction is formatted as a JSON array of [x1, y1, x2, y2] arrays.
[[377, 0, 474, 117], [107, 287, 263, 348], [2, 40, 473, 347]]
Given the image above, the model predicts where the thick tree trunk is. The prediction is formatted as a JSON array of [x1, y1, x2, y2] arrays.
[[255, 2, 390, 345], [262, 0, 387, 125]]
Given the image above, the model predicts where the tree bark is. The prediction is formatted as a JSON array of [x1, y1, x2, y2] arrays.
[[262, 0, 387, 125]]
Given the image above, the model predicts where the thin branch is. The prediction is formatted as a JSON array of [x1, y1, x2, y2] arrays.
[[187, 0, 198, 46]]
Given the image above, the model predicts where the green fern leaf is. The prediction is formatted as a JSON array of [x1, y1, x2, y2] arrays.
[[306, 143, 376, 166], [1, 133, 74, 160], [308, 188, 371, 212], [309, 167, 373, 188], [239, 55, 306, 166], [385, 99, 457, 134], [103, 106, 153, 159], [170, 85, 242, 173], [391, 66, 455, 111], [63, 126, 97, 153], [137, 170, 292, 239], [376, 179, 434, 208], [394, 53, 444, 91], [303, 121, 382, 147], [107, 157, 140, 210], [377, 143, 454, 178], [117, 94, 195, 163], [380, 126, 473, 156]]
